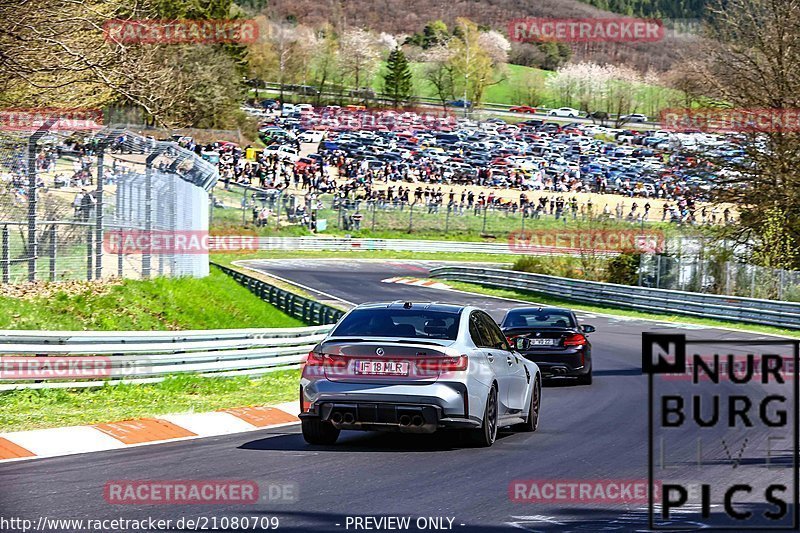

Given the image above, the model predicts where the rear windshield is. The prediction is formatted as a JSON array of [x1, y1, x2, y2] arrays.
[[503, 310, 575, 328], [332, 309, 461, 340]]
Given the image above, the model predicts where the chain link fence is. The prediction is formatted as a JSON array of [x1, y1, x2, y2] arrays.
[[639, 251, 800, 302], [0, 122, 217, 284], [209, 183, 623, 237]]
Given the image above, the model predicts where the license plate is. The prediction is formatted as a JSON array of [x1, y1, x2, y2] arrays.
[[354, 360, 410, 376], [530, 338, 556, 346]]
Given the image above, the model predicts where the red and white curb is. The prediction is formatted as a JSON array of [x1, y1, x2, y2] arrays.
[[381, 277, 452, 290], [0, 402, 299, 463]]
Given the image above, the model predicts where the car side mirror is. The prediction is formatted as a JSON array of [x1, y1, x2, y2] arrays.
[[514, 337, 531, 351], [581, 325, 596, 333]]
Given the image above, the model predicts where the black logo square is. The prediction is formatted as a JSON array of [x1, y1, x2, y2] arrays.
[[642, 333, 686, 374]]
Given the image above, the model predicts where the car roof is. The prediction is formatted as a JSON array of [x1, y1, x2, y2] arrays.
[[354, 302, 467, 313], [505, 306, 574, 315]]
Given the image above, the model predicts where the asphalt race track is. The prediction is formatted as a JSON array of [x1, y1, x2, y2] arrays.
[[1, 259, 796, 532]]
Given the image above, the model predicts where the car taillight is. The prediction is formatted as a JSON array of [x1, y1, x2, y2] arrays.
[[416, 355, 468, 372], [303, 352, 351, 376], [563, 333, 587, 346], [506, 336, 517, 345], [304, 351, 325, 367]]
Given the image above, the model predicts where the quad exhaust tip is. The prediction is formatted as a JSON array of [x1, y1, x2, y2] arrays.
[[331, 412, 343, 424], [343, 412, 355, 424], [411, 415, 424, 427], [399, 415, 412, 427]]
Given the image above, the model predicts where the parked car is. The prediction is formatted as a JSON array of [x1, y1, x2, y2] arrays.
[[548, 107, 581, 118], [281, 103, 297, 116], [447, 99, 473, 109], [299, 130, 326, 143], [294, 157, 317, 172], [621, 113, 648, 123], [263, 145, 299, 162]]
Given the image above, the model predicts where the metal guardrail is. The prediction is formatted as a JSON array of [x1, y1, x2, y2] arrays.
[[429, 266, 800, 330], [0, 325, 333, 390], [212, 263, 346, 325]]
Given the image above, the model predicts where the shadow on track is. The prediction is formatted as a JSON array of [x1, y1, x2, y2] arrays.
[[239, 428, 520, 453]]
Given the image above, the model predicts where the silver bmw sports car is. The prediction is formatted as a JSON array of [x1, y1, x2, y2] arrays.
[[299, 302, 542, 447]]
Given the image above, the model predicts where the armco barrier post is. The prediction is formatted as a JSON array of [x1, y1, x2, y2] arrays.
[[86, 225, 93, 280], [142, 153, 155, 279], [241, 186, 247, 226], [27, 120, 57, 281], [95, 145, 105, 280], [117, 243, 123, 278], [1, 225, 8, 283], [49, 226, 57, 281]]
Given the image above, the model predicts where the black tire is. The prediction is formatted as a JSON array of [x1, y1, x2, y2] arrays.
[[469, 386, 498, 447], [301, 418, 340, 445], [515, 377, 541, 432], [577, 371, 593, 385]]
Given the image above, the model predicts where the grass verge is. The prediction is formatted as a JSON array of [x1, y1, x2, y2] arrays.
[[442, 280, 800, 338], [0, 266, 303, 330], [0, 371, 300, 432]]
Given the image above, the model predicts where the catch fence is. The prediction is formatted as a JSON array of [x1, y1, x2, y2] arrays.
[[0, 122, 217, 283]]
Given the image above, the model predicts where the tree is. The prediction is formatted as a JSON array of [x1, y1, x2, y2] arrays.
[[663, 61, 707, 108], [511, 70, 542, 106], [405, 20, 449, 49], [0, 0, 255, 129], [603, 65, 644, 126], [170, 46, 247, 129], [478, 31, 510, 65], [545, 62, 650, 121], [247, 17, 278, 100], [423, 46, 456, 108], [447, 18, 497, 110], [694, 0, 800, 269], [383, 47, 413, 107], [310, 26, 341, 105], [269, 22, 300, 100], [339, 29, 380, 93]]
